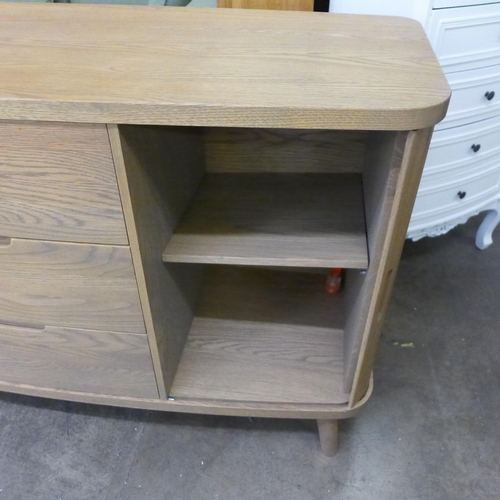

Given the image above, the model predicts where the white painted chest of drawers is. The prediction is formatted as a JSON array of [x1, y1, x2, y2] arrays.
[[331, 0, 500, 248]]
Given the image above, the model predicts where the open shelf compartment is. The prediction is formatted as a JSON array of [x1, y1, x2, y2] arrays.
[[169, 265, 350, 405], [162, 173, 368, 269], [113, 124, 405, 405]]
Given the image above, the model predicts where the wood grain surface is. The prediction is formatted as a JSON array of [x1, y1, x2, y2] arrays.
[[171, 319, 347, 404], [110, 125, 205, 398], [204, 128, 367, 174], [170, 266, 349, 404], [0, 3, 450, 130], [0, 238, 145, 333], [0, 324, 158, 398], [0, 121, 128, 244], [163, 173, 368, 268]]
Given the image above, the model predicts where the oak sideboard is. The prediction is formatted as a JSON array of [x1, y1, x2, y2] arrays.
[[0, 3, 450, 455]]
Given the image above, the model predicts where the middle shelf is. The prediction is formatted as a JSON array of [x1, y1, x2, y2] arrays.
[[162, 173, 368, 269]]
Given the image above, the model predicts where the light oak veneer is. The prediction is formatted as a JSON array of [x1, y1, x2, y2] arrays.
[[0, 121, 128, 245], [0, 324, 158, 398], [0, 239, 145, 334], [0, 4, 449, 130]]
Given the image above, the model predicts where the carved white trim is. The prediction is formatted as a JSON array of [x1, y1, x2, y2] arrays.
[[408, 217, 468, 241], [408, 199, 500, 241]]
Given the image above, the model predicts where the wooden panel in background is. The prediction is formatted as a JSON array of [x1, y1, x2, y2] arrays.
[[204, 128, 367, 174], [163, 173, 368, 268], [0, 238, 145, 333], [218, 0, 314, 10], [110, 125, 206, 399], [0, 121, 128, 245], [170, 266, 348, 404], [0, 324, 158, 398]]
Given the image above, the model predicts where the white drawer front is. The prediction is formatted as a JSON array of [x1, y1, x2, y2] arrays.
[[434, 1, 500, 8], [413, 169, 500, 218], [421, 153, 500, 190], [429, 3, 500, 72], [436, 66, 500, 130], [426, 115, 500, 173]]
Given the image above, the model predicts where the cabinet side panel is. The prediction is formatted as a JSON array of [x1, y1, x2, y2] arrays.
[[345, 128, 433, 405], [109, 125, 205, 398]]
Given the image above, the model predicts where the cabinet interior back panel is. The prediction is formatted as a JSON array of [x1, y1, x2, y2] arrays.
[[204, 128, 368, 174]]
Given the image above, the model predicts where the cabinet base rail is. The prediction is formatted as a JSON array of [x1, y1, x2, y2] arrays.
[[0, 375, 373, 455]]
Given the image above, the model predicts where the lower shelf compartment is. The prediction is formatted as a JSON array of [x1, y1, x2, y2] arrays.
[[169, 266, 350, 405]]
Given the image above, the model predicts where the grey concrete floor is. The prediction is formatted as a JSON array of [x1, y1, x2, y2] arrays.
[[0, 215, 499, 500]]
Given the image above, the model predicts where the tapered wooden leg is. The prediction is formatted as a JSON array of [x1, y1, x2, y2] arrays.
[[317, 419, 338, 456]]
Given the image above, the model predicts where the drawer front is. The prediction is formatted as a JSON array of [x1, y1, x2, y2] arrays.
[[429, 3, 500, 72], [426, 115, 500, 173], [413, 169, 500, 218], [421, 153, 500, 190], [437, 66, 500, 130], [0, 238, 145, 334], [434, 1, 500, 8], [0, 324, 158, 398], [0, 121, 128, 245]]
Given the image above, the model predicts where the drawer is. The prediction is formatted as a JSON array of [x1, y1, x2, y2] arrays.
[[436, 66, 500, 130], [426, 115, 500, 173], [429, 3, 500, 72], [421, 153, 500, 190], [434, 1, 500, 8], [0, 121, 128, 245], [413, 169, 500, 218], [0, 323, 158, 398], [0, 238, 145, 334]]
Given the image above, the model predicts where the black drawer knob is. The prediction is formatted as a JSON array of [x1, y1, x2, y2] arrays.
[[471, 144, 481, 153], [485, 91, 495, 101], [458, 191, 466, 200]]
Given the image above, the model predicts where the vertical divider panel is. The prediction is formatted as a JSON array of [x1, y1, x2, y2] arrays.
[[344, 128, 433, 405], [108, 124, 206, 398]]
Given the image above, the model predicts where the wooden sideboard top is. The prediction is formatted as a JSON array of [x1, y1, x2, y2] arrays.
[[0, 3, 450, 130]]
